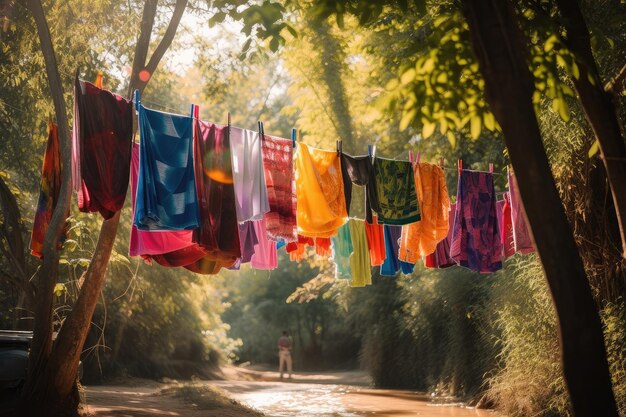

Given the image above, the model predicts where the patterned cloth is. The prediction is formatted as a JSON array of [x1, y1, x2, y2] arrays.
[[134, 102, 199, 230], [30, 122, 69, 258], [508, 170, 535, 254], [331, 223, 353, 279], [72, 78, 133, 219], [340, 153, 380, 224], [262, 135, 297, 242], [373, 157, 420, 225], [398, 163, 450, 263], [295, 143, 347, 238], [450, 170, 502, 273], [348, 220, 372, 287], [230, 127, 270, 222]]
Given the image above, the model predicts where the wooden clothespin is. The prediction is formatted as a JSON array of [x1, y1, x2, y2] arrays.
[[258, 121, 264, 140], [190, 104, 195, 118], [489, 163, 494, 173], [458, 159, 463, 173], [367, 144, 372, 157], [134, 89, 141, 111], [227, 112, 231, 139], [336, 140, 342, 155], [408, 150, 413, 164], [194, 105, 200, 118]]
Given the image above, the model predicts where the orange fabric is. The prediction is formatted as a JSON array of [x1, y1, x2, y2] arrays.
[[295, 144, 347, 238], [315, 237, 332, 257], [364, 216, 386, 266], [398, 163, 450, 263]]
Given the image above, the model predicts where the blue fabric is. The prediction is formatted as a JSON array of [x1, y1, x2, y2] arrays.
[[380, 225, 401, 276], [276, 239, 286, 250], [134, 104, 199, 230], [400, 260, 415, 275]]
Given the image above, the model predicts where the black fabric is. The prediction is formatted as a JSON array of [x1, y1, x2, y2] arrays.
[[340, 153, 380, 224]]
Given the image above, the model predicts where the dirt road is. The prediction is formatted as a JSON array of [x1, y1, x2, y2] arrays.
[[85, 370, 498, 417]]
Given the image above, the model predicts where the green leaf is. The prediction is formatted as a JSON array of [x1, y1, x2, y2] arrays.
[[571, 62, 580, 80], [422, 121, 436, 138], [483, 112, 495, 131], [63, 239, 78, 252], [53, 283, 66, 297], [470, 114, 481, 139], [385, 78, 399, 91], [552, 97, 570, 121], [447, 131, 457, 148], [588, 139, 600, 158], [401, 68, 416, 85], [399, 109, 416, 131]]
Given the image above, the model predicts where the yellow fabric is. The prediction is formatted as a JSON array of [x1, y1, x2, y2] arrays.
[[295, 143, 347, 238], [398, 163, 450, 263], [349, 219, 372, 288]]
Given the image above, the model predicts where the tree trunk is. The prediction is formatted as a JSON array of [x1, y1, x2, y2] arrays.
[[22, 0, 73, 414], [461, 1, 618, 416], [555, 0, 626, 260], [21, 1, 188, 415]]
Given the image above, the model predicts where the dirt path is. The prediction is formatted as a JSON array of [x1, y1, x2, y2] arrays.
[[84, 369, 499, 417]]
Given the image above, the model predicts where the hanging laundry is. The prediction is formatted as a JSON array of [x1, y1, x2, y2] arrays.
[[380, 224, 402, 276], [364, 217, 386, 266], [450, 170, 502, 273], [188, 119, 241, 271], [331, 222, 353, 279], [134, 100, 199, 230], [398, 162, 450, 263], [315, 237, 333, 258], [30, 122, 69, 258], [128, 143, 207, 267], [286, 235, 315, 262], [348, 220, 372, 287], [340, 153, 380, 224], [424, 202, 456, 269], [251, 218, 278, 270], [399, 259, 415, 275], [72, 78, 133, 219], [295, 143, 348, 238], [508, 170, 535, 254], [229, 220, 258, 270], [261, 134, 297, 242], [230, 127, 270, 223], [497, 193, 515, 259], [372, 157, 420, 225]]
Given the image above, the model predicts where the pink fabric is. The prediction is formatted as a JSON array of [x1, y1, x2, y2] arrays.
[[507, 171, 535, 254], [129, 143, 204, 257], [250, 219, 278, 270]]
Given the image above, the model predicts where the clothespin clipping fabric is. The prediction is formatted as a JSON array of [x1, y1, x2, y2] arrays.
[[291, 128, 296, 148], [458, 159, 463, 173], [489, 163, 494, 173], [94, 71, 103, 89]]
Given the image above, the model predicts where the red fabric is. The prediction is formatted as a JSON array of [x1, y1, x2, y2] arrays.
[[30, 123, 69, 258], [501, 192, 515, 259], [315, 237, 332, 257], [73, 79, 133, 219], [364, 217, 386, 266]]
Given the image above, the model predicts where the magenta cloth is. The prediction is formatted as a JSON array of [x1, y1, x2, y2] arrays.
[[507, 171, 535, 254], [497, 193, 515, 259], [424, 203, 455, 269], [261, 135, 297, 242], [251, 218, 278, 270], [129, 143, 205, 261], [450, 170, 502, 273], [72, 78, 133, 219]]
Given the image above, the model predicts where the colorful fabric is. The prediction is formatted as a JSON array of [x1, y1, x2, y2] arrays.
[[72, 78, 133, 219], [261, 135, 297, 242], [315, 237, 333, 258], [190, 119, 242, 270], [331, 223, 353, 279], [340, 153, 380, 224], [373, 157, 420, 225], [295, 143, 347, 238], [398, 163, 450, 263], [424, 203, 456, 269], [399, 260, 415, 275], [380, 225, 402, 276], [30, 122, 69, 258], [450, 170, 502, 273], [250, 219, 278, 270], [364, 217, 386, 266], [134, 102, 199, 230], [128, 144, 207, 267], [508, 170, 535, 254], [348, 220, 372, 287], [230, 127, 270, 223], [497, 193, 515, 259]]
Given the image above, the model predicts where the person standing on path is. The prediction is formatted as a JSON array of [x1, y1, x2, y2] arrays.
[[277, 330, 293, 380]]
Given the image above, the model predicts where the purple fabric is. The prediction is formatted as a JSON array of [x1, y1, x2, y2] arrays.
[[229, 221, 258, 270], [450, 170, 502, 273], [507, 171, 535, 254]]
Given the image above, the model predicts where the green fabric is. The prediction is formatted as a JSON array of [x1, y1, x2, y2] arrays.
[[331, 222, 353, 279], [348, 220, 372, 287], [373, 157, 420, 225]]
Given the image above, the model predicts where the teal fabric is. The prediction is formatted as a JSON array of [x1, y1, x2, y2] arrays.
[[134, 103, 199, 230], [331, 222, 353, 279]]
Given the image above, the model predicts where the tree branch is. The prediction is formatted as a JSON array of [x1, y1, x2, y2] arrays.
[[605, 62, 626, 94], [127, 0, 158, 98]]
